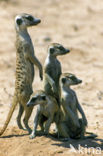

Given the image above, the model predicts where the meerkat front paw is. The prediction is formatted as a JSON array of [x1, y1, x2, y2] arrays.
[[39, 70, 43, 81], [83, 117, 88, 126], [29, 133, 36, 139]]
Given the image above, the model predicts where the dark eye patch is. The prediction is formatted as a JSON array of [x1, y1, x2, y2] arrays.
[[59, 46, 65, 51], [16, 18, 22, 25], [50, 47, 55, 54], [31, 97, 36, 102], [26, 16, 34, 21], [41, 95, 46, 101], [69, 75, 76, 81], [62, 77, 66, 84]]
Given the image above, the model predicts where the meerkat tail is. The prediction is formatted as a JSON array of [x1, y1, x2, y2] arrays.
[[0, 96, 18, 136]]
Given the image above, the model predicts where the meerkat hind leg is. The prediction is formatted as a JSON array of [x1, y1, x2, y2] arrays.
[[74, 119, 97, 139], [23, 107, 33, 134], [79, 118, 86, 139], [57, 122, 70, 140], [70, 118, 86, 139], [44, 116, 53, 135], [30, 110, 41, 139], [39, 115, 48, 132], [17, 104, 25, 130]]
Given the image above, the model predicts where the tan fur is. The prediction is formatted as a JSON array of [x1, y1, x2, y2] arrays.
[[0, 13, 43, 136]]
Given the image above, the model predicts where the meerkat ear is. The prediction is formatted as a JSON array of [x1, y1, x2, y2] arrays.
[[50, 47, 55, 54], [61, 78, 66, 84], [16, 18, 22, 25]]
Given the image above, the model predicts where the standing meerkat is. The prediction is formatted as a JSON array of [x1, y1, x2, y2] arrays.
[[0, 13, 43, 136], [44, 43, 70, 104], [57, 73, 87, 139], [26, 90, 59, 139]]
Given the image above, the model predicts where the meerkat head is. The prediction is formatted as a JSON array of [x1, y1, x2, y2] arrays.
[[27, 90, 47, 107], [15, 13, 41, 31], [60, 73, 82, 87], [48, 43, 70, 57]]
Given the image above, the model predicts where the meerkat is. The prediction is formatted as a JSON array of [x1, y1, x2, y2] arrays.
[[27, 90, 59, 139], [57, 73, 87, 139], [0, 13, 43, 136], [44, 43, 70, 105]]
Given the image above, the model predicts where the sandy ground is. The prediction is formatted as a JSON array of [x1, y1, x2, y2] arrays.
[[0, 0, 103, 155]]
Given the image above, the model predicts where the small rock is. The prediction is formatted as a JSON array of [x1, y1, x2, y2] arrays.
[[43, 36, 52, 42], [0, 104, 3, 107], [97, 91, 103, 100], [73, 24, 79, 31]]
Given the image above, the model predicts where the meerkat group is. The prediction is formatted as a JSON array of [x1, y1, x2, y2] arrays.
[[0, 13, 97, 140]]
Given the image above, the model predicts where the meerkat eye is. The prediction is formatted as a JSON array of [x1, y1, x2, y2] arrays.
[[16, 18, 22, 25], [69, 75, 76, 81], [59, 46, 64, 51], [62, 78, 66, 84], [31, 97, 37, 102], [41, 95, 46, 100], [26, 16, 34, 21], [50, 47, 55, 54]]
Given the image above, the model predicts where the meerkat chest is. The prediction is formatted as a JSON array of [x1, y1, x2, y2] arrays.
[[45, 58, 61, 79], [40, 100, 53, 117], [16, 38, 34, 87], [40, 105, 50, 117], [54, 60, 61, 75], [62, 90, 77, 109], [17, 33, 34, 56]]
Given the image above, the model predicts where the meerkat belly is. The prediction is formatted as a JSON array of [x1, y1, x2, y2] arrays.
[[50, 64, 61, 81], [49, 70, 60, 90], [26, 60, 34, 85], [15, 52, 33, 95], [62, 92, 78, 116], [67, 92, 78, 114], [28, 42, 35, 83], [41, 107, 50, 118], [69, 99, 77, 111]]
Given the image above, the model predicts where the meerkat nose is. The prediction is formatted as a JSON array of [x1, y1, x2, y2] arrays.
[[35, 18, 41, 24], [37, 19, 41, 23], [66, 49, 70, 53], [39, 19, 41, 23], [79, 79, 82, 83]]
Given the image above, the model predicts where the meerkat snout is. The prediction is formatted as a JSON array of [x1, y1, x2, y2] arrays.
[[31, 17, 41, 25], [65, 48, 70, 53], [77, 79, 82, 84]]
